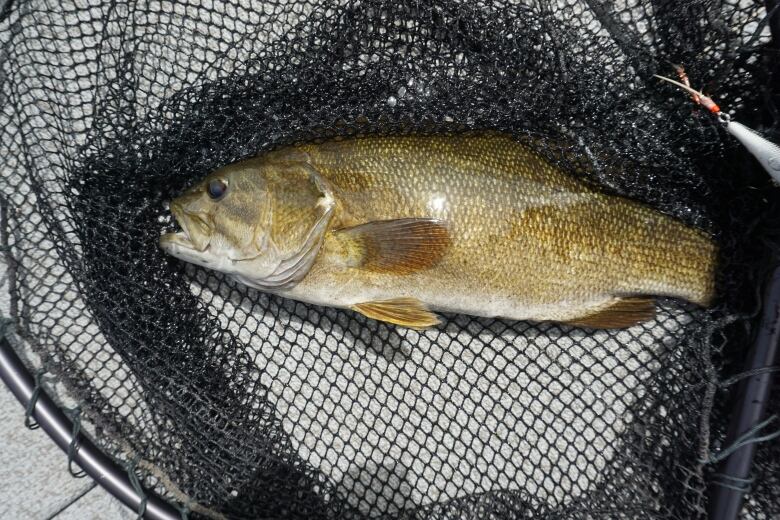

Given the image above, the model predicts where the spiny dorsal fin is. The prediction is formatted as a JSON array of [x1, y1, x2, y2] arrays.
[[352, 297, 441, 329], [334, 218, 451, 275], [566, 297, 656, 329]]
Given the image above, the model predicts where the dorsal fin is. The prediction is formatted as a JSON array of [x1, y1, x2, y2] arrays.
[[352, 298, 441, 329], [333, 218, 451, 275], [566, 297, 656, 329]]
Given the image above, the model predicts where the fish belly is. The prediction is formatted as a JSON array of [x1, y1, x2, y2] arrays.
[[279, 268, 617, 322], [280, 236, 642, 324]]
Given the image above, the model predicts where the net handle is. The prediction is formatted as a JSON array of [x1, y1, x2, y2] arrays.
[[708, 3, 780, 516], [708, 264, 780, 519], [0, 337, 181, 520]]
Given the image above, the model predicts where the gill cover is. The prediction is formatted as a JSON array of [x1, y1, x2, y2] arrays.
[[236, 160, 335, 291]]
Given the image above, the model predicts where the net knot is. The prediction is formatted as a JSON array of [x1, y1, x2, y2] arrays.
[[23, 369, 47, 430], [66, 406, 87, 478], [0, 0, 13, 23], [126, 456, 149, 519], [710, 473, 753, 494], [0, 316, 15, 339]]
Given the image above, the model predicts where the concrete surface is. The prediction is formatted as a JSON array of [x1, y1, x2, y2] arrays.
[[0, 376, 135, 519], [0, 206, 133, 518]]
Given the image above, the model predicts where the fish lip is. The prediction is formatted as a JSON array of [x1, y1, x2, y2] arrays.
[[161, 202, 210, 252], [159, 230, 195, 249]]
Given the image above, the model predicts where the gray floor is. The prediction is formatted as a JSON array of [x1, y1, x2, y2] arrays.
[[0, 381, 135, 519], [0, 261, 133, 519]]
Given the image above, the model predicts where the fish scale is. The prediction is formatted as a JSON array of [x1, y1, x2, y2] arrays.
[[160, 132, 716, 328]]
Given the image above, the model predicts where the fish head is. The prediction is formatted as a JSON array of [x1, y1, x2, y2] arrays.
[[160, 158, 335, 289]]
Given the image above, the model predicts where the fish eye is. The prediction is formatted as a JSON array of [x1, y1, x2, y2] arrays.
[[207, 178, 228, 200]]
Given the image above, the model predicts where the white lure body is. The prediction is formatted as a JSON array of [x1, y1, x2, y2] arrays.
[[726, 120, 780, 185]]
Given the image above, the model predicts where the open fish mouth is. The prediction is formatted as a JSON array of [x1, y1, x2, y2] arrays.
[[160, 202, 211, 252]]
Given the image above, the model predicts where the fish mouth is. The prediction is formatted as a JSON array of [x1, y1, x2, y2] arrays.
[[159, 202, 212, 252]]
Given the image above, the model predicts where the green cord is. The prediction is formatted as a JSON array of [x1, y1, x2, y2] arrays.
[[703, 415, 780, 464], [126, 456, 149, 520]]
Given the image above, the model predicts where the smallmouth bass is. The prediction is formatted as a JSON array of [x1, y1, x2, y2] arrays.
[[160, 133, 716, 329]]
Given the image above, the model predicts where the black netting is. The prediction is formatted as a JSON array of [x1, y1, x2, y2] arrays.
[[1, 0, 779, 518]]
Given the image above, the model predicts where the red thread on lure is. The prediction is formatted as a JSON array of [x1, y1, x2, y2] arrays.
[[654, 67, 780, 184], [654, 73, 721, 115]]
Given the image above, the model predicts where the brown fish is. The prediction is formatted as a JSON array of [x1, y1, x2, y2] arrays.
[[160, 133, 716, 329]]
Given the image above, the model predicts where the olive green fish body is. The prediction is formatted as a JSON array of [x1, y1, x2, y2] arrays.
[[161, 133, 716, 328], [286, 135, 713, 321]]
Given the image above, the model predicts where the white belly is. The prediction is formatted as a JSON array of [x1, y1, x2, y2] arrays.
[[271, 274, 612, 323]]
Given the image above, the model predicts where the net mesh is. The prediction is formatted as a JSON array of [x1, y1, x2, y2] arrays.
[[1, 0, 779, 518]]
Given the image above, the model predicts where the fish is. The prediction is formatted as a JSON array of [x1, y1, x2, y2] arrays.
[[159, 133, 717, 329]]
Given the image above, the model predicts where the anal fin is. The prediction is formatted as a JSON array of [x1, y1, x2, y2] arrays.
[[352, 297, 440, 329], [566, 297, 656, 329]]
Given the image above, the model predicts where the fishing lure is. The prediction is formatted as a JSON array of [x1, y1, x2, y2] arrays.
[[654, 72, 780, 184]]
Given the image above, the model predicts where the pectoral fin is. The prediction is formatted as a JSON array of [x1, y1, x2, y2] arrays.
[[352, 298, 441, 329], [334, 218, 451, 275], [566, 297, 656, 329]]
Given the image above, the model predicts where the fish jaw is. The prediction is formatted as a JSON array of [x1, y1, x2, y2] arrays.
[[169, 201, 213, 251], [160, 202, 226, 270], [159, 230, 226, 270]]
